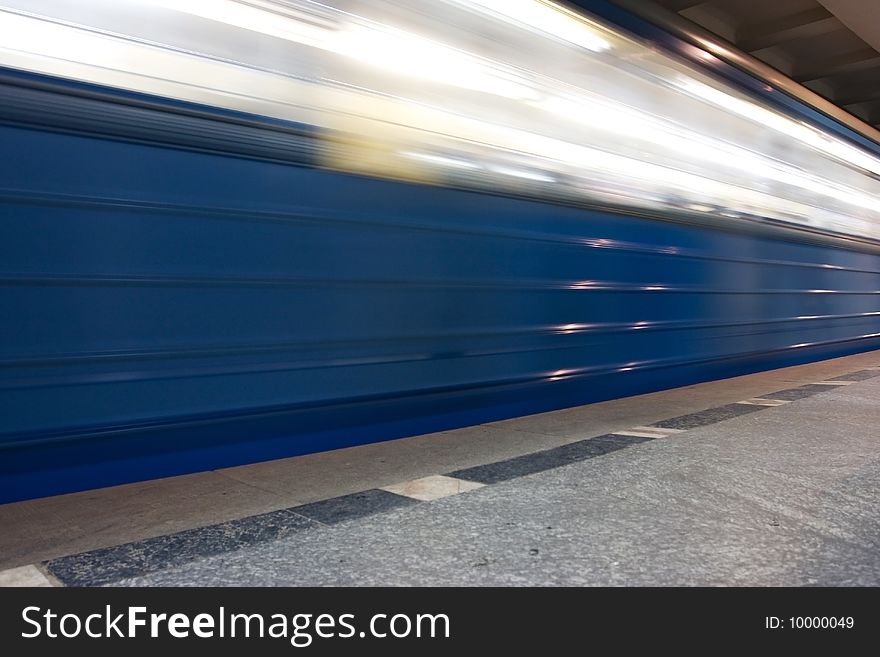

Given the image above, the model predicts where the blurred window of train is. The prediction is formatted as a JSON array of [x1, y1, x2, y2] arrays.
[[1, 0, 877, 239]]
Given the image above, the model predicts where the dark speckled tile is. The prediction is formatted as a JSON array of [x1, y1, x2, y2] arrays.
[[449, 434, 651, 485], [758, 384, 837, 401], [47, 508, 316, 587], [652, 403, 763, 430], [829, 370, 880, 382], [292, 489, 417, 525]]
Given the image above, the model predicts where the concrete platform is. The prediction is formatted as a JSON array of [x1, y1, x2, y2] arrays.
[[1, 350, 879, 586]]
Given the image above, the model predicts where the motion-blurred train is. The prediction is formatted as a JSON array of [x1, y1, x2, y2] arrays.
[[2, 0, 879, 502]]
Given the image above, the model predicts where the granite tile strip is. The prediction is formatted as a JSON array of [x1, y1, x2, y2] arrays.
[[828, 370, 880, 381], [381, 475, 485, 501], [757, 384, 838, 401], [449, 434, 651, 485], [813, 380, 855, 385], [736, 398, 790, 406], [651, 403, 765, 430], [291, 489, 418, 525], [47, 507, 317, 587]]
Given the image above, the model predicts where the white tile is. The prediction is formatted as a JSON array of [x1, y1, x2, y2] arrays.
[[613, 430, 667, 438], [615, 426, 685, 438], [736, 398, 790, 406], [381, 475, 485, 501], [0, 565, 53, 587], [813, 380, 855, 385]]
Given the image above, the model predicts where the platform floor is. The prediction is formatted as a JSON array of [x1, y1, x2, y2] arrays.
[[1, 350, 879, 586]]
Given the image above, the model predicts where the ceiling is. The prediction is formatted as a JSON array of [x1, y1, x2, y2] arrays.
[[645, 0, 880, 129]]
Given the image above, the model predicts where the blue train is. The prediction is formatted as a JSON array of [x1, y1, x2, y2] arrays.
[[2, 0, 879, 503]]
